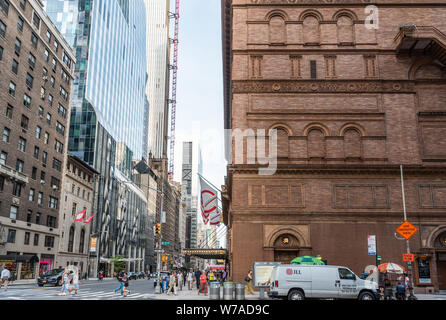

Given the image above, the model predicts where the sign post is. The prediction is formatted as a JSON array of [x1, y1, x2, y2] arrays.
[[398, 165, 417, 300]]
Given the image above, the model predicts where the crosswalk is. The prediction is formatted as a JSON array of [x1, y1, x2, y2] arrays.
[[0, 288, 157, 300]]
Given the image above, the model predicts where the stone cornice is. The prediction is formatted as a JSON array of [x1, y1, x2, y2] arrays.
[[227, 164, 446, 175], [245, 0, 446, 6], [233, 79, 423, 94]]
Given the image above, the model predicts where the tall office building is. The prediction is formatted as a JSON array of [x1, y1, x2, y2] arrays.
[[181, 141, 203, 267], [0, 0, 75, 279], [43, 0, 149, 276], [144, 0, 170, 159]]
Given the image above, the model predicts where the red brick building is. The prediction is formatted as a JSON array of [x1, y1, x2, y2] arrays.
[[222, 0, 446, 293]]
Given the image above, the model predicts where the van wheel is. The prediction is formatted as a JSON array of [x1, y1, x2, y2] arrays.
[[358, 291, 375, 300], [288, 289, 305, 300]]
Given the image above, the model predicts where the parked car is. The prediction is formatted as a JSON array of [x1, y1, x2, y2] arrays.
[[38, 268, 65, 287], [128, 272, 138, 280], [268, 264, 380, 300]]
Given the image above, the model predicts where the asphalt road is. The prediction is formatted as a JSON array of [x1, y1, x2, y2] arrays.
[[0, 279, 158, 300]]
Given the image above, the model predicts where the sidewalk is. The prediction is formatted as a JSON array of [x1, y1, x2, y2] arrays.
[[156, 286, 270, 301]]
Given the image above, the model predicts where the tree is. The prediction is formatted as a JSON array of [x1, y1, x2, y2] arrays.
[[111, 256, 126, 272]]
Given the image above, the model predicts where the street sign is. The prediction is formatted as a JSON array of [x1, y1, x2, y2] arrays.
[[162, 241, 170, 246], [368, 235, 376, 255], [396, 221, 418, 240], [402, 253, 415, 262]]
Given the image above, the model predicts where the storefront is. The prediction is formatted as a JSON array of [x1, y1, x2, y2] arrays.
[[39, 254, 55, 276], [0, 254, 39, 280]]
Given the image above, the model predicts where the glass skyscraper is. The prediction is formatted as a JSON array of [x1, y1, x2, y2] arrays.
[[43, 0, 147, 170], [43, 0, 149, 276]]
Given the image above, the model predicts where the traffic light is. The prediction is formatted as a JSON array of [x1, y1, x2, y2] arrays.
[[155, 224, 161, 237]]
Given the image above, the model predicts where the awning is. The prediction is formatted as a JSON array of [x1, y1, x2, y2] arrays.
[[0, 254, 39, 263], [208, 265, 226, 270]]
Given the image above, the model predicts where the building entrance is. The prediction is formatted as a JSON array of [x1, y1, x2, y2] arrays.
[[273, 234, 300, 264], [438, 253, 446, 290]]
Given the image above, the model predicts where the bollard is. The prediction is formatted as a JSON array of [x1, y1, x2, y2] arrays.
[[209, 282, 220, 300], [235, 282, 245, 300], [223, 282, 234, 300]]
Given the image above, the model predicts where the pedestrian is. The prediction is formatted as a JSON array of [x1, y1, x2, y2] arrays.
[[194, 268, 201, 290], [183, 270, 187, 288], [114, 269, 125, 295], [198, 270, 208, 295], [222, 269, 227, 284], [58, 270, 69, 296], [187, 269, 194, 290], [0, 265, 11, 292], [69, 270, 79, 295], [209, 271, 215, 282], [167, 272, 177, 295], [395, 281, 406, 300], [384, 277, 393, 300], [123, 272, 130, 297], [177, 271, 183, 291], [245, 270, 255, 295]]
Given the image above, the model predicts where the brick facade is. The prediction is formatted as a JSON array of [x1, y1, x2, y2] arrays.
[[0, 0, 75, 279], [222, 0, 446, 293]]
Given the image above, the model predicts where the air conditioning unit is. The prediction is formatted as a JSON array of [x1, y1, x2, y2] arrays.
[[12, 197, 20, 205], [40, 94, 45, 99], [43, 76, 48, 81], [40, 180, 45, 184]]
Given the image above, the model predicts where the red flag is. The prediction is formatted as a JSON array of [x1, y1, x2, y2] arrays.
[[74, 209, 87, 222], [84, 213, 97, 224]]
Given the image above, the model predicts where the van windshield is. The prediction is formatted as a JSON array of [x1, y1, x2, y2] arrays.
[[338, 268, 356, 280]]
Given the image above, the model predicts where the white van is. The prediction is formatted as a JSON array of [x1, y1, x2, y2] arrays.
[[268, 264, 379, 300]]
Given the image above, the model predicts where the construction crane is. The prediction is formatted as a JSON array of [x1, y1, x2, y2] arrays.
[[168, 0, 180, 183]]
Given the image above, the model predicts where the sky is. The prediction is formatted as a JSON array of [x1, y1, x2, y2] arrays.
[[170, 0, 227, 246], [173, 0, 226, 190]]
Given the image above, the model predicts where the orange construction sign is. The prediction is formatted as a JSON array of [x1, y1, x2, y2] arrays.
[[396, 221, 418, 240], [402, 253, 415, 262]]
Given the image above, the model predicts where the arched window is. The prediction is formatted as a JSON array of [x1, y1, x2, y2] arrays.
[[337, 15, 354, 44], [344, 128, 361, 159], [307, 129, 325, 158], [269, 15, 286, 44], [303, 15, 320, 44], [68, 226, 75, 252], [79, 229, 85, 254], [276, 127, 289, 159]]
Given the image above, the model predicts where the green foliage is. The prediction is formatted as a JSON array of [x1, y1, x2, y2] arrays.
[[111, 256, 126, 271]]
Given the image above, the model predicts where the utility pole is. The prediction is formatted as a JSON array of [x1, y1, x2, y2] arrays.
[[155, 180, 164, 294], [400, 164, 416, 299]]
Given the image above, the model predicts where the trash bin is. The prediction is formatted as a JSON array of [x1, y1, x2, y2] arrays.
[[235, 282, 245, 300], [209, 282, 220, 300], [223, 282, 234, 300]]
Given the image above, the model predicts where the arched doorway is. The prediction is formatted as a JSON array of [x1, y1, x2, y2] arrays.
[[434, 231, 446, 290], [273, 233, 300, 264]]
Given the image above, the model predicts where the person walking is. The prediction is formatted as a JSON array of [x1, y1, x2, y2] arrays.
[[122, 272, 130, 297], [58, 270, 69, 296], [0, 266, 11, 292], [194, 268, 201, 290], [114, 269, 125, 295], [187, 270, 194, 290], [395, 281, 406, 300], [198, 270, 208, 296], [209, 271, 215, 282], [222, 269, 227, 285], [177, 271, 183, 291], [183, 270, 187, 288], [245, 270, 255, 295], [69, 270, 80, 295], [166, 272, 177, 296]]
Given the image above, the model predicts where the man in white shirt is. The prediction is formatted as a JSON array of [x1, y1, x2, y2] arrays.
[[0, 266, 11, 292]]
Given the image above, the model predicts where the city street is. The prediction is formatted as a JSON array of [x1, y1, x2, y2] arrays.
[[0, 279, 158, 300], [1, 278, 446, 301]]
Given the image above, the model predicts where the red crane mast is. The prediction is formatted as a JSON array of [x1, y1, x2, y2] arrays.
[[168, 0, 180, 182]]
